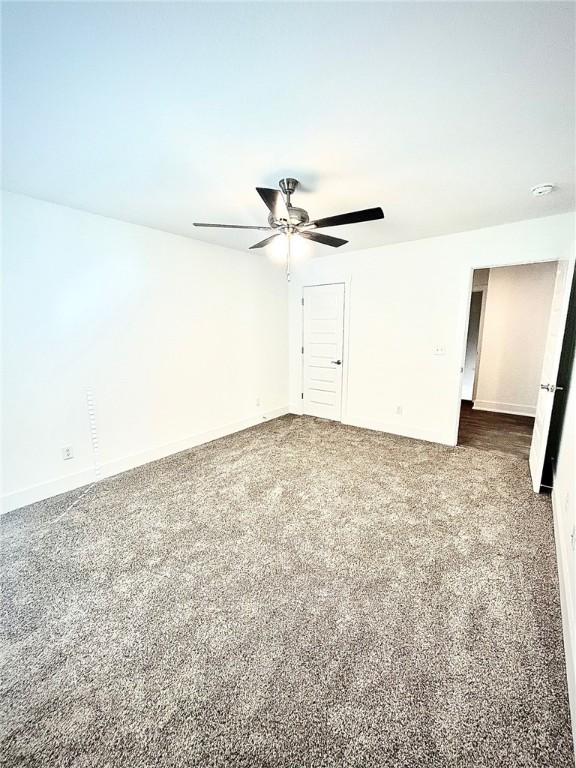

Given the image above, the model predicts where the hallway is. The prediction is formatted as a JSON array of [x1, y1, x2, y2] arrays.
[[457, 401, 535, 459]]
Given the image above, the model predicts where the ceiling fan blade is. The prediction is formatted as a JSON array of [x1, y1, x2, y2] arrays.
[[299, 231, 348, 248], [249, 233, 281, 249], [256, 187, 289, 219], [193, 223, 272, 230], [308, 207, 384, 229]]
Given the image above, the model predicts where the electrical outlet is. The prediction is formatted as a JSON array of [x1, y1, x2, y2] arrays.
[[570, 525, 576, 553], [255, 397, 261, 408], [395, 405, 403, 415], [433, 345, 446, 356], [62, 446, 74, 461]]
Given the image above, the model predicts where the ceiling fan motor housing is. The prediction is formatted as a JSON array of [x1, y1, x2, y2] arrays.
[[270, 178, 309, 230], [268, 206, 309, 229]]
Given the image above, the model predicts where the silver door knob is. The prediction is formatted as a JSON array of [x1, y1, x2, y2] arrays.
[[331, 359, 342, 365], [540, 383, 564, 392]]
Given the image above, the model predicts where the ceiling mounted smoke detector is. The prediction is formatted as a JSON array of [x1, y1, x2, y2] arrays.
[[531, 184, 555, 196]]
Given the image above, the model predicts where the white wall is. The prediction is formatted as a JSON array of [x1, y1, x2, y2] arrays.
[[474, 262, 557, 416], [552, 352, 576, 754], [1, 192, 288, 512], [289, 212, 575, 446]]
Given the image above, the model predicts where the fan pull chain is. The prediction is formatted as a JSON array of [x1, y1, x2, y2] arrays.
[[286, 232, 291, 282]]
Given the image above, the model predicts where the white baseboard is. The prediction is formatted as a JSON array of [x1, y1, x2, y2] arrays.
[[1, 407, 289, 515], [343, 415, 454, 446], [286, 409, 452, 446], [552, 485, 576, 758], [287, 410, 453, 446], [1, 468, 98, 517], [473, 400, 536, 417]]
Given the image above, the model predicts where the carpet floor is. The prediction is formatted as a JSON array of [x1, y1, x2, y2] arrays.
[[1, 415, 573, 767]]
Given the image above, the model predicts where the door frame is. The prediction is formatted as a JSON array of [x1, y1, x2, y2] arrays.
[[466, 286, 487, 402], [297, 276, 352, 422], [451, 257, 572, 464]]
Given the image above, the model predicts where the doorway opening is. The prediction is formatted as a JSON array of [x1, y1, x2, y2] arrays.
[[457, 262, 560, 461]]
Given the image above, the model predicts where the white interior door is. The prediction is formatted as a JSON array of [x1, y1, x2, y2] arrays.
[[302, 283, 345, 421], [529, 259, 575, 492]]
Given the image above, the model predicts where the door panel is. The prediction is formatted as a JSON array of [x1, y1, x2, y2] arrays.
[[302, 283, 345, 421], [529, 259, 575, 492]]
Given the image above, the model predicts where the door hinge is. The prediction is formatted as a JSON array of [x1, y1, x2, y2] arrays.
[[301, 392, 304, 399], [301, 346, 304, 354], [301, 297, 304, 306]]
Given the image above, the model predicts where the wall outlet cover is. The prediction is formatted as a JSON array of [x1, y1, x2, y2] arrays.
[[62, 446, 74, 460]]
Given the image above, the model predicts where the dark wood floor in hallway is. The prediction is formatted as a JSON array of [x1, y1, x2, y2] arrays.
[[457, 400, 535, 459]]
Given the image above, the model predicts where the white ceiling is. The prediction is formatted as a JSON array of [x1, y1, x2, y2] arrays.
[[3, 1, 575, 254]]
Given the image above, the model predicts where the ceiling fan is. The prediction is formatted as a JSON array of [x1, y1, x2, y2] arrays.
[[193, 178, 384, 250]]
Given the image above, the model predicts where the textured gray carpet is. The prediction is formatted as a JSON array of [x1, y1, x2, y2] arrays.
[[1, 415, 573, 767]]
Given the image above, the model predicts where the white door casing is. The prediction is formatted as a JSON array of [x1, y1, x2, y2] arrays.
[[462, 290, 484, 401], [529, 259, 575, 492], [302, 283, 345, 421]]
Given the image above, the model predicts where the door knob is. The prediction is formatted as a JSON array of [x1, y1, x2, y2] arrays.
[[331, 359, 342, 365], [540, 383, 564, 393]]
